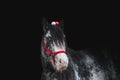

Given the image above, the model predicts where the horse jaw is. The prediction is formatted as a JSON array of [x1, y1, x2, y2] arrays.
[[52, 53, 69, 72]]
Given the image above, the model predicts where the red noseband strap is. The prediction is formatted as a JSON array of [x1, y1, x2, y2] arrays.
[[43, 42, 66, 64]]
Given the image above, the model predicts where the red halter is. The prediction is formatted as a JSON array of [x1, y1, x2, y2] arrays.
[[43, 41, 66, 64]]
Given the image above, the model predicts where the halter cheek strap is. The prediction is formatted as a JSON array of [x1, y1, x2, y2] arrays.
[[43, 42, 66, 64]]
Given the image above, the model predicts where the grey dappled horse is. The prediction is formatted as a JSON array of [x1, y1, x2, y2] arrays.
[[40, 18, 117, 80]]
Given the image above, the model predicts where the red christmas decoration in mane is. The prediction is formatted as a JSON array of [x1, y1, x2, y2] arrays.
[[51, 21, 60, 26]]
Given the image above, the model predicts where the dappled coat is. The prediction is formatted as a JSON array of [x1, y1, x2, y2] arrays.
[[40, 18, 118, 80]]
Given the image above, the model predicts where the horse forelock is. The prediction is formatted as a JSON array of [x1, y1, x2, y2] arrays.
[[44, 27, 66, 51]]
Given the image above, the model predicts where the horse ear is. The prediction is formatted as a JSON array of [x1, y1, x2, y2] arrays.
[[42, 17, 50, 32], [59, 19, 64, 30]]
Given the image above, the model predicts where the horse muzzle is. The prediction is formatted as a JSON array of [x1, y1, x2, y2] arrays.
[[55, 57, 69, 72]]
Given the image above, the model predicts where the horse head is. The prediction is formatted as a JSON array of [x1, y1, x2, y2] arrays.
[[41, 18, 69, 72]]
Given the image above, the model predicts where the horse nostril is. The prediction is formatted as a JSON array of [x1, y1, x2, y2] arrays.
[[59, 59, 67, 64], [59, 59, 61, 63]]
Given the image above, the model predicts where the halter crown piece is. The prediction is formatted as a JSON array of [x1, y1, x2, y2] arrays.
[[43, 41, 66, 64]]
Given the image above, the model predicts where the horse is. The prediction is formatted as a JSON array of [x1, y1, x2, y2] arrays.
[[40, 18, 118, 80]]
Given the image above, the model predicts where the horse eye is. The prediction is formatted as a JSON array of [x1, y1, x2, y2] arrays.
[[47, 37, 51, 41], [64, 34, 65, 38], [48, 38, 52, 41]]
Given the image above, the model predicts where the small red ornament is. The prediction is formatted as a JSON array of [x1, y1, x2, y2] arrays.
[[51, 21, 60, 26], [55, 21, 59, 25]]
